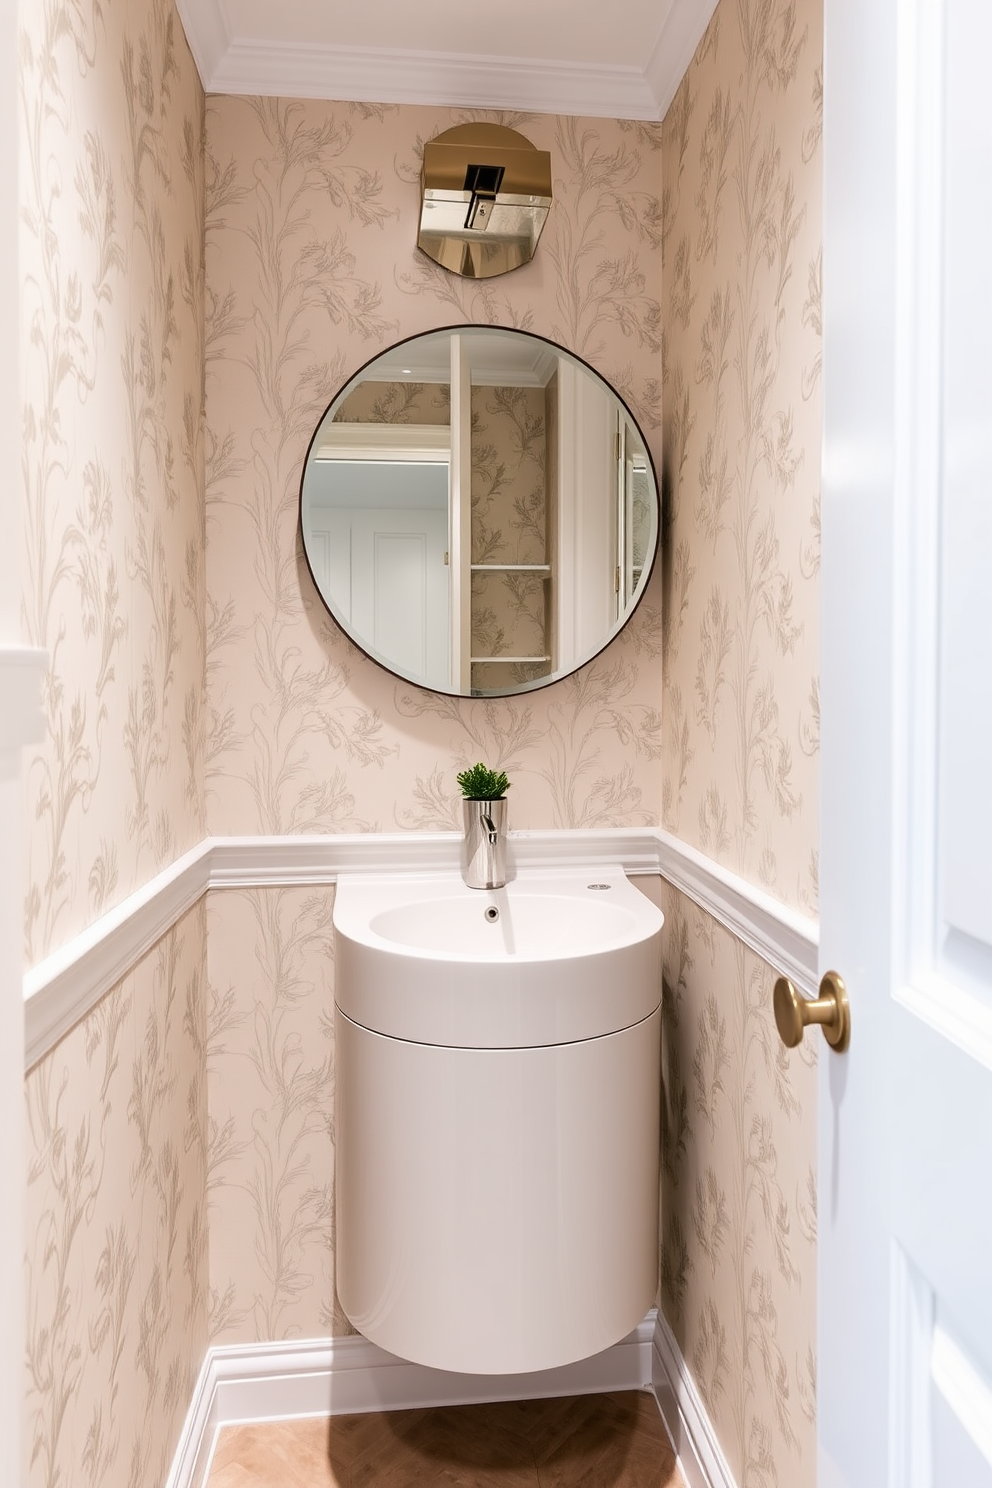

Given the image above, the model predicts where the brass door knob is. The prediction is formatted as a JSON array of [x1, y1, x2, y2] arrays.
[[773, 970, 851, 1053]]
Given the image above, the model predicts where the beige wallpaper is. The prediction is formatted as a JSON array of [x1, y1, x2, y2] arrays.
[[204, 99, 664, 836], [20, 0, 206, 970], [334, 380, 449, 425], [206, 886, 350, 1344], [661, 0, 822, 917], [25, 902, 208, 1488], [660, 884, 817, 1488], [19, 0, 207, 1481], [660, 2, 822, 1485]]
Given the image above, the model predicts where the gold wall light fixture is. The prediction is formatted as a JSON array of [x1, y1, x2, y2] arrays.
[[418, 124, 553, 279]]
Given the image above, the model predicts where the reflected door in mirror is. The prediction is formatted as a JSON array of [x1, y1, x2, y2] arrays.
[[305, 501, 450, 691]]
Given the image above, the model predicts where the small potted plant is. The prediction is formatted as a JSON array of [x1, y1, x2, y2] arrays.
[[457, 763, 510, 888], [456, 762, 510, 801]]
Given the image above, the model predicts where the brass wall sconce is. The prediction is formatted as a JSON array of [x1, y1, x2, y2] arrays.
[[418, 124, 552, 279]]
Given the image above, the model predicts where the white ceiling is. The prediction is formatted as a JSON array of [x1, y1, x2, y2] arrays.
[[175, 0, 718, 121]]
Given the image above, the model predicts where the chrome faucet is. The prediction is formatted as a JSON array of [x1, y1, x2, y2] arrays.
[[462, 798, 507, 889]]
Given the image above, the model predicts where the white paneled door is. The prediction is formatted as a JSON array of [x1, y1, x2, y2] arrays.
[[309, 505, 450, 691], [821, 1, 992, 1485]]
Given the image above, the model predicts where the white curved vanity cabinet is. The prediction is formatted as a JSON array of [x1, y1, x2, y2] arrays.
[[333, 868, 663, 1375]]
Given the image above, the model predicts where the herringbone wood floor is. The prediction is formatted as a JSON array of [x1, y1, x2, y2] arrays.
[[206, 1390, 685, 1487]]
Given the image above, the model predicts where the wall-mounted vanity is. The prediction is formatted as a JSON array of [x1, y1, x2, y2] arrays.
[[299, 326, 658, 698], [333, 867, 663, 1374]]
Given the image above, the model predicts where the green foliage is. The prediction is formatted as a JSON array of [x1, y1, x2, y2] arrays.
[[456, 762, 511, 799]]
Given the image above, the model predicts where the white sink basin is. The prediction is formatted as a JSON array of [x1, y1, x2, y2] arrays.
[[333, 867, 664, 1048], [369, 886, 638, 957]]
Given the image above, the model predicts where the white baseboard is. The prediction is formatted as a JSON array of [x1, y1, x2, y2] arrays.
[[24, 828, 819, 1069], [167, 1314, 659, 1488], [652, 1312, 738, 1488], [167, 1312, 739, 1488]]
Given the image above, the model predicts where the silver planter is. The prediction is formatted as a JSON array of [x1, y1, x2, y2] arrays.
[[461, 797, 508, 889]]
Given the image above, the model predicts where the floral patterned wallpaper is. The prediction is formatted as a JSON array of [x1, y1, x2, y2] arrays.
[[206, 886, 349, 1344], [659, 2, 823, 1485], [203, 99, 664, 838], [25, 903, 207, 1488], [19, 0, 206, 1481], [660, 883, 817, 1488], [20, 0, 206, 971], [661, 0, 821, 918], [334, 380, 449, 425]]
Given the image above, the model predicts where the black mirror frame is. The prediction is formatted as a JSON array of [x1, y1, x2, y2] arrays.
[[298, 323, 660, 699]]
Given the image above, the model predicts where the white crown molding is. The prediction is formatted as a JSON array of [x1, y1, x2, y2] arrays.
[[652, 1312, 738, 1488], [175, 0, 723, 121], [24, 828, 818, 1069], [167, 1315, 659, 1488], [645, 0, 719, 119], [173, 0, 231, 92], [174, 0, 724, 121], [203, 40, 663, 120], [0, 648, 46, 757]]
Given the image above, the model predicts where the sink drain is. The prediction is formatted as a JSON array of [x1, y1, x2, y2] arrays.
[[484, 905, 500, 923]]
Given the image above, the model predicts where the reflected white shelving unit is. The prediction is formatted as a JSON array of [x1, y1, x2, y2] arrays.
[[469, 563, 553, 672]]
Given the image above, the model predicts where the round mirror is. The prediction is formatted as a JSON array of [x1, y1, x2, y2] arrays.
[[299, 326, 658, 698]]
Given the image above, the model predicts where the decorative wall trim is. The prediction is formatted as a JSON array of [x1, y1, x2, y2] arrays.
[[23, 842, 212, 1071], [208, 827, 667, 887], [174, 0, 719, 121], [167, 1315, 659, 1488], [645, 0, 720, 119], [171, 0, 230, 94], [24, 829, 819, 1069], [0, 647, 46, 756], [209, 41, 662, 121], [654, 829, 820, 998], [652, 1312, 739, 1488]]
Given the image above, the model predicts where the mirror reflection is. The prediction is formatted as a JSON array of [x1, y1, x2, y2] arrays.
[[299, 327, 658, 698]]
